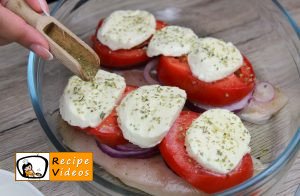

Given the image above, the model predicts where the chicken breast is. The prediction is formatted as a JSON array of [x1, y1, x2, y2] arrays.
[[58, 120, 202, 196]]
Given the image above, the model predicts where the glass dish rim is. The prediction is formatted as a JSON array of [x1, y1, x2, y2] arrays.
[[27, 0, 300, 195]]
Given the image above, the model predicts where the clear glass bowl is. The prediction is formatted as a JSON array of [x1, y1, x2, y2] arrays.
[[28, 0, 300, 195]]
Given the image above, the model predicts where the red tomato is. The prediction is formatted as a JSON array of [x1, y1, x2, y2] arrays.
[[159, 111, 253, 193], [79, 86, 137, 146], [157, 56, 255, 106], [92, 19, 167, 69], [92, 109, 127, 146]]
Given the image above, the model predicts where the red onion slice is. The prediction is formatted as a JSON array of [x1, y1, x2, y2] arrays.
[[238, 85, 288, 124], [114, 143, 147, 152], [96, 141, 159, 159], [253, 82, 275, 103], [187, 90, 253, 112], [144, 59, 159, 85]]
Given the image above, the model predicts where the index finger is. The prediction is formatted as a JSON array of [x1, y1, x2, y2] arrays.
[[1, 0, 49, 14]]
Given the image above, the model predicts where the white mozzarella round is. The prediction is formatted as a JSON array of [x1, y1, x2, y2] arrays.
[[147, 26, 198, 57], [185, 109, 251, 174], [97, 10, 156, 50], [59, 70, 126, 128], [116, 85, 187, 148], [188, 37, 243, 82]]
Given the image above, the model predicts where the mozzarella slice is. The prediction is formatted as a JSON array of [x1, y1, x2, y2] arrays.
[[116, 85, 186, 148], [59, 70, 126, 128], [97, 10, 156, 50], [188, 37, 243, 82], [185, 109, 251, 174], [147, 26, 198, 57]]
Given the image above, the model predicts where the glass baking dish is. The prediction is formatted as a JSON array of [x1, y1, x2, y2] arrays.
[[27, 0, 300, 195]]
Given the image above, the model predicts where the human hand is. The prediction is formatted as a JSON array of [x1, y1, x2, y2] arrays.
[[0, 0, 53, 60]]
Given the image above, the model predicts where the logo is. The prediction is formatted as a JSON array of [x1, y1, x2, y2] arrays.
[[15, 153, 49, 181], [16, 152, 93, 181]]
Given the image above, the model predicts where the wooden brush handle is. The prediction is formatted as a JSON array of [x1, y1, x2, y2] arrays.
[[6, 0, 41, 27]]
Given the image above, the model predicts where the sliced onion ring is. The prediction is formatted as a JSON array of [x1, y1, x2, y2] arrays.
[[114, 143, 147, 152], [144, 59, 159, 85], [96, 141, 159, 159], [187, 90, 253, 112], [253, 82, 275, 103]]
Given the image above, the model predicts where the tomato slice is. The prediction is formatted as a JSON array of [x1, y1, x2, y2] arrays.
[[159, 111, 253, 193], [92, 19, 167, 69], [157, 56, 255, 106], [79, 86, 137, 146], [92, 109, 126, 146]]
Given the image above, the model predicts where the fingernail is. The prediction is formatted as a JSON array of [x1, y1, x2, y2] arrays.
[[37, 0, 50, 16], [30, 44, 53, 61]]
